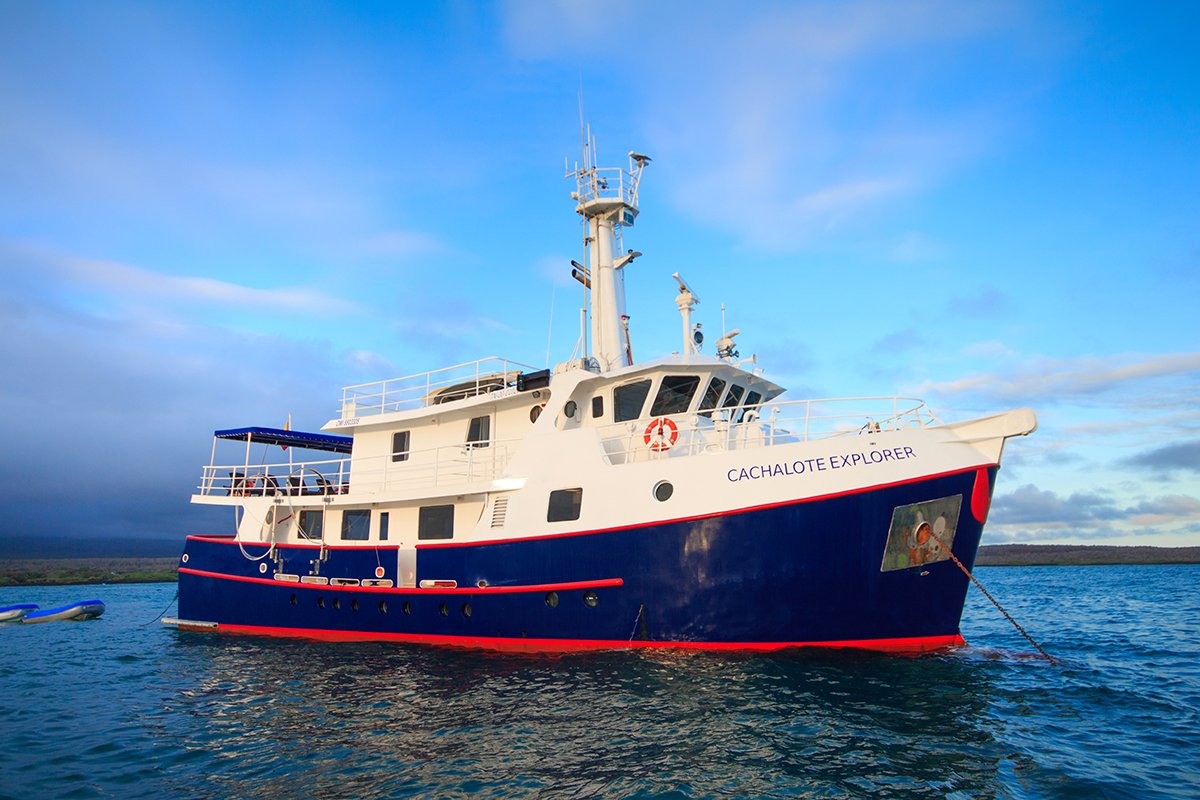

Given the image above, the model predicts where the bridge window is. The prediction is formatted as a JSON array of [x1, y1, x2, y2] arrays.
[[467, 415, 491, 448], [650, 375, 701, 416], [298, 509, 324, 540], [547, 488, 583, 522], [418, 505, 455, 540], [736, 391, 763, 423], [721, 384, 745, 412], [614, 380, 652, 422], [341, 510, 370, 541], [698, 377, 726, 418], [391, 431, 410, 462]]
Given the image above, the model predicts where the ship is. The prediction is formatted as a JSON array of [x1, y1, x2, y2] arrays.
[[165, 131, 1036, 653]]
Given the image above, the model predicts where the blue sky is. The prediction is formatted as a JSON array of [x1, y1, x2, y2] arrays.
[[2, 1, 1197, 552]]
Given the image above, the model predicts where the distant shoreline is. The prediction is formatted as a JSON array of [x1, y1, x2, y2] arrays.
[[1, 545, 1197, 587]]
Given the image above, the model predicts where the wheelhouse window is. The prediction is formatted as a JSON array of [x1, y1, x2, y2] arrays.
[[720, 384, 745, 414], [697, 377, 727, 418], [467, 415, 491, 448], [736, 390, 764, 423], [547, 488, 583, 522], [418, 505, 455, 540], [614, 380, 652, 422], [298, 509, 324, 540], [391, 431, 410, 462], [341, 510, 370, 541], [650, 375, 701, 416]]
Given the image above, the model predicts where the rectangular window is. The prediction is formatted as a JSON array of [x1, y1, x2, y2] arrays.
[[650, 375, 701, 416], [341, 510, 370, 541], [697, 377, 727, 418], [379, 511, 389, 541], [721, 384, 745, 410], [391, 431, 410, 462], [614, 379, 652, 422], [547, 488, 583, 522], [467, 415, 491, 448], [418, 504, 455, 540], [298, 509, 324, 541], [591, 395, 604, 419]]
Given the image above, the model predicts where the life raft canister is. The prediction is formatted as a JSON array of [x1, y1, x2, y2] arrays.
[[643, 417, 679, 452]]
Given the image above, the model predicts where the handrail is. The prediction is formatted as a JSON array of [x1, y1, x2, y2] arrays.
[[196, 439, 522, 498], [595, 396, 938, 465], [339, 356, 538, 418]]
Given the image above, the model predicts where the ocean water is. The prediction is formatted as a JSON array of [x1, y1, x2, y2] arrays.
[[0, 565, 1197, 800]]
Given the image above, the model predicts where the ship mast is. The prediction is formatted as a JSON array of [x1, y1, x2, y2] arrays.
[[567, 127, 650, 372]]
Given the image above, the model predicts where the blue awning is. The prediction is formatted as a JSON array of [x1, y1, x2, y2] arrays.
[[213, 426, 353, 454]]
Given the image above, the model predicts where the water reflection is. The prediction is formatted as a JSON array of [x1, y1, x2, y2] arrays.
[[155, 636, 1012, 799]]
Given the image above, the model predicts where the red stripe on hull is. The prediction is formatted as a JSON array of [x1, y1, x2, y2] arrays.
[[194, 622, 966, 654], [418, 463, 998, 550]]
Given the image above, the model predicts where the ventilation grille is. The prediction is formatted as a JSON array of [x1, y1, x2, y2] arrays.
[[490, 496, 509, 528]]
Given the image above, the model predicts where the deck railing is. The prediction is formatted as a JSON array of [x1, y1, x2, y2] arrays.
[[195, 441, 519, 498], [339, 357, 538, 418], [597, 396, 938, 464]]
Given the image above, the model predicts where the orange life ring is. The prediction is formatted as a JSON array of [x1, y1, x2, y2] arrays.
[[643, 417, 679, 451]]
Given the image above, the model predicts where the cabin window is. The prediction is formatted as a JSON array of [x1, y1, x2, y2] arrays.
[[341, 510, 370, 541], [592, 395, 604, 418], [418, 504, 455, 540], [298, 509, 324, 540], [379, 511, 390, 542], [391, 431, 410, 462], [650, 375, 701, 416], [547, 488, 583, 522], [467, 415, 491, 448], [614, 380, 652, 422], [721, 384, 745, 412], [736, 391, 764, 423], [697, 377, 727, 418]]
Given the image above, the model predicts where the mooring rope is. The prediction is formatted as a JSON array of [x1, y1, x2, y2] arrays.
[[142, 588, 180, 627], [927, 530, 1056, 664]]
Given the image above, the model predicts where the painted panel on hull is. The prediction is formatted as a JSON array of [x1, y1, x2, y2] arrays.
[[880, 495, 962, 572]]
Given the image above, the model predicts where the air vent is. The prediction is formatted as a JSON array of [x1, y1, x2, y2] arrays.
[[491, 496, 509, 528]]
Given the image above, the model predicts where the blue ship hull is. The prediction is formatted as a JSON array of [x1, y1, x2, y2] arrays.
[[177, 466, 991, 652]]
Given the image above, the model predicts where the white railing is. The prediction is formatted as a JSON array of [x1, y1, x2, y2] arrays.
[[597, 396, 938, 465], [352, 439, 519, 494], [339, 357, 538, 418], [198, 457, 351, 497], [575, 166, 638, 208], [196, 441, 519, 498]]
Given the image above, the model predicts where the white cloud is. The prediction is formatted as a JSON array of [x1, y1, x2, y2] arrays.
[[912, 352, 1200, 406], [8, 242, 361, 317]]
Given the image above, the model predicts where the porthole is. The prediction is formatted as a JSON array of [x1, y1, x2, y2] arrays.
[[439, 603, 449, 617], [332, 597, 341, 610], [583, 591, 599, 608], [351, 599, 359, 612], [564, 400, 578, 418], [462, 602, 473, 619], [653, 481, 674, 502], [530, 404, 543, 423], [258, 562, 267, 574], [545, 591, 559, 609], [403, 601, 412, 615], [317, 596, 325, 609], [290, 594, 297, 606], [379, 600, 388, 614]]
